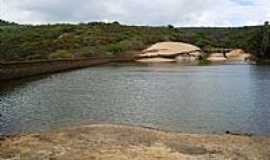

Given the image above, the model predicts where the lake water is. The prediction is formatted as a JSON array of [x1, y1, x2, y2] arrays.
[[0, 63, 270, 135]]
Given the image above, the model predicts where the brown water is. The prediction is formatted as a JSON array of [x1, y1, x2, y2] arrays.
[[0, 63, 270, 135]]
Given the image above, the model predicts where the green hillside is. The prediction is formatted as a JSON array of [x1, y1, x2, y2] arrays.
[[0, 20, 269, 61]]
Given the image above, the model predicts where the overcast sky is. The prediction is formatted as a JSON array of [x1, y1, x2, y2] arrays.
[[0, 0, 269, 26]]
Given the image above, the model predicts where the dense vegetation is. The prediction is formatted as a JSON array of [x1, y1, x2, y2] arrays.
[[0, 19, 269, 61]]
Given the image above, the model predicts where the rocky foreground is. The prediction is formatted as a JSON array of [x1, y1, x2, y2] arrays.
[[0, 124, 269, 160]]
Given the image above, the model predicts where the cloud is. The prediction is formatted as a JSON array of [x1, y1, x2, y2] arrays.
[[230, 0, 254, 6], [1, 0, 269, 26]]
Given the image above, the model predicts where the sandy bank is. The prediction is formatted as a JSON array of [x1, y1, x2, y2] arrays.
[[0, 124, 269, 160]]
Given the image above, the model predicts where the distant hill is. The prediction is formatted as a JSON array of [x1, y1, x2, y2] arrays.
[[0, 21, 269, 61]]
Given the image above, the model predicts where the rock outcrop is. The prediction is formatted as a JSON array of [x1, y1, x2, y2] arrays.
[[226, 49, 252, 61], [137, 42, 203, 63], [136, 42, 254, 64], [207, 49, 253, 63]]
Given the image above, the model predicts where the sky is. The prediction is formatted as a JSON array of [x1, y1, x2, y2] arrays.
[[0, 0, 269, 27]]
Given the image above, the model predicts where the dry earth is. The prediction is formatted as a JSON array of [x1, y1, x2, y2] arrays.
[[0, 124, 269, 160]]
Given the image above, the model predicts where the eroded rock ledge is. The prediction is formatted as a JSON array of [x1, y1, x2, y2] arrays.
[[0, 124, 269, 160]]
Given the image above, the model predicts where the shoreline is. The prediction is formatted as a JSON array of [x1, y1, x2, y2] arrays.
[[0, 121, 261, 137], [0, 124, 269, 159], [0, 57, 259, 81], [0, 57, 135, 80]]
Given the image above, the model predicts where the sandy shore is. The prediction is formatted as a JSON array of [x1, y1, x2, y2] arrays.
[[0, 124, 269, 160]]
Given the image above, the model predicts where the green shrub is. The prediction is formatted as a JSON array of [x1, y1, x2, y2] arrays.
[[48, 50, 73, 59], [168, 24, 174, 29], [106, 44, 124, 55], [199, 58, 211, 65]]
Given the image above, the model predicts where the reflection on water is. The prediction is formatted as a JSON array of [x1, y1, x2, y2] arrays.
[[0, 63, 270, 135], [248, 66, 270, 134]]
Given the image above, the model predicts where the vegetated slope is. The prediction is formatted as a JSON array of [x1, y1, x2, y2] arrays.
[[0, 20, 269, 61]]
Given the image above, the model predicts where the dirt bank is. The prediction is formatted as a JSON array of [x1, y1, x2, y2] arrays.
[[0, 124, 269, 160], [0, 57, 134, 80]]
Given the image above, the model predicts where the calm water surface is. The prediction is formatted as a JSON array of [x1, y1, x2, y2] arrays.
[[0, 64, 270, 135]]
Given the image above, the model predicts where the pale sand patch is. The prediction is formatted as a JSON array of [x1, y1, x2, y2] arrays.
[[136, 57, 176, 63], [138, 42, 202, 58], [207, 53, 227, 62], [0, 124, 269, 160], [208, 53, 225, 57], [207, 57, 227, 62]]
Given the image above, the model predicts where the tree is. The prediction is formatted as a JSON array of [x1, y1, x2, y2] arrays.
[[261, 21, 270, 57], [0, 19, 17, 26], [167, 24, 174, 29], [112, 21, 120, 25]]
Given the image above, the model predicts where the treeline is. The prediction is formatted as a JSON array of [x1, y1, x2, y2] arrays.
[[0, 19, 17, 26], [0, 19, 269, 61]]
